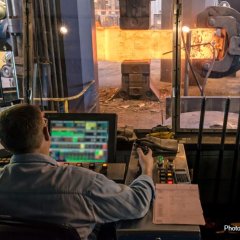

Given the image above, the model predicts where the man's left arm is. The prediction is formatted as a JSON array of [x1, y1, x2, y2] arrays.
[[85, 173, 155, 223]]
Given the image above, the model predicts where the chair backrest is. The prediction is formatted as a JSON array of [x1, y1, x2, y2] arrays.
[[0, 216, 81, 240]]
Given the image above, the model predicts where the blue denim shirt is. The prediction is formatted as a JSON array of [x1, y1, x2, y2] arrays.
[[0, 153, 155, 240]]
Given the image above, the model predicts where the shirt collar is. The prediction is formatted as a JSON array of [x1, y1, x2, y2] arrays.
[[10, 153, 58, 166]]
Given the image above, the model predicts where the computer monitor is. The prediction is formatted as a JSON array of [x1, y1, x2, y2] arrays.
[[45, 113, 117, 163]]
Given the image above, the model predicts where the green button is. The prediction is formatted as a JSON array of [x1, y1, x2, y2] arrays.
[[157, 155, 164, 163]]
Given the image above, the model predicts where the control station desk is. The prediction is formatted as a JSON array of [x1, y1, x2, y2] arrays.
[[116, 144, 201, 240]]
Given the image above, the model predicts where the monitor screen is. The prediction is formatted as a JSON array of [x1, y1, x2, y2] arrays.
[[45, 113, 117, 163]]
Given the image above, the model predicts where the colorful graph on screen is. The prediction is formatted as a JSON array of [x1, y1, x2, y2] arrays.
[[50, 120, 109, 163]]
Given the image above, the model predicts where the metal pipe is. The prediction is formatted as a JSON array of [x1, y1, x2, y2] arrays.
[[45, 0, 59, 110], [24, 0, 31, 104], [51, 0, 64, 98], [38, 0, 53, 109], [6, 0, 13, 16], [172, 0, 182, 132], [193, 97, 206, 183], [184, 31, 191, 96], [214, 98, 230, 202], [10, 0, 17, 16]]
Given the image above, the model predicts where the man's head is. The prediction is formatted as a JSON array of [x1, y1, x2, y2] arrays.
[[0, 104, 50, 154]]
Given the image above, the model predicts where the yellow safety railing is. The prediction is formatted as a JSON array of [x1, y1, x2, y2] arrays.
[[0, 80, 95, 113]]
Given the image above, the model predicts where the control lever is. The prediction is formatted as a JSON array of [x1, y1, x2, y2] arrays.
[[134, 140, 149, 155], [133, 140, 150, 178]]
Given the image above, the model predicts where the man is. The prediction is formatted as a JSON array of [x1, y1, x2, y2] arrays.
[[0, 104, 155, 240]]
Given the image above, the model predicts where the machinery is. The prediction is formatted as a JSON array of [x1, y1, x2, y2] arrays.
[[0, 0, 240, 105], [0, 1, 18, 105], [195, 5, 240, 78], [118, 60, 159, 100], [0, 0, 99, 112], [119, 0, 159, 100], [117, 0, 240, 99]]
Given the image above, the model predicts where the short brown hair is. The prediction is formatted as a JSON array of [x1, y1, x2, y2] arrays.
[[0, 104, 44, 154]]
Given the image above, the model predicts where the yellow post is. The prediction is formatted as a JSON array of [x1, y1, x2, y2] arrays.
[[64, 100, 69, 113]]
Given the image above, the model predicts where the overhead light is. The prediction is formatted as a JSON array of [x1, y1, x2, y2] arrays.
[[182, 26, 190, 33], [219, 1, 231, 8], [60, 25, 68, 35]]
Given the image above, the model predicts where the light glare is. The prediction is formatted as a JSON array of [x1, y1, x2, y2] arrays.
[[60, 25, 68, 35], [182, 26, 190, 33]]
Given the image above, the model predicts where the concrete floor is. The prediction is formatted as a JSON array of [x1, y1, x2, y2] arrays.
[[98, 60, 240, 129]]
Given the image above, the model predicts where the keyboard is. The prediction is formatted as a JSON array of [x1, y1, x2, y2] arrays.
[[174, 169, 191, 184]]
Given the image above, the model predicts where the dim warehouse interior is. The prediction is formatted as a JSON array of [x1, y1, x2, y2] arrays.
[[0, 0, 240, 239]]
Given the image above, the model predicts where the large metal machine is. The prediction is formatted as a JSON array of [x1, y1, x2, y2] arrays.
[[1, 0, 240, 106], [117, 0, 240, 99], [0, 0, 99, 112], [195, 5, 240, 78]]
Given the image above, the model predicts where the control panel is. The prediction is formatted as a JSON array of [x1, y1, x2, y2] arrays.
[[156, 156, 191, 184], [125, 144, 191, 185], [117, 143, 200, 240]]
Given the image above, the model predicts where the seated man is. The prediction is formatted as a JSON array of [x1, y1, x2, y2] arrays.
[[0, 104, 155, 240]]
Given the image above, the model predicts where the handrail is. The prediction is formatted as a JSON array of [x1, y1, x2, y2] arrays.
[[0, 80, 95, 113]]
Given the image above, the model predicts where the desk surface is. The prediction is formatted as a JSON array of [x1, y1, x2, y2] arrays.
[[117, 144, 201, 240], [116, 206, 200, 234]]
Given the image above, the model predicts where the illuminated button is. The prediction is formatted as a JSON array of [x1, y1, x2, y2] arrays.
[[89, 163, 95, 170], [167, 173, 173, 177], [157, 155, 164, 165], [102, 163, 108, 169], [167, 180, 173, 184], [100, 163, 108, 176]]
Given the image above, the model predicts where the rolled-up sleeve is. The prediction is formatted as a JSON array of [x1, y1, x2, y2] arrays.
[[85, 173, 155, 223]]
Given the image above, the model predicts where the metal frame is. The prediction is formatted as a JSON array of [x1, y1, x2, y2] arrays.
[[172, 0, 182, 133]]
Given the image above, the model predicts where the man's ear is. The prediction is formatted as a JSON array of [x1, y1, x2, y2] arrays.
[[43, 126, 50, 141]]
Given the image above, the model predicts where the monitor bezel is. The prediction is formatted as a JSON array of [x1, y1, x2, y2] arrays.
[[45, 113, 117, 163]]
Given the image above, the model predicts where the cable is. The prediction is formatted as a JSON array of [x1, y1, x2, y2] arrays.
[[201, 44, 217, 95]]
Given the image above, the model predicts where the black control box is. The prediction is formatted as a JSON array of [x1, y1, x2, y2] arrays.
[[156, 157, 191, 184]]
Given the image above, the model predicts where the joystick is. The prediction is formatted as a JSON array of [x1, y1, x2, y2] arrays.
[[134, 140, 149, 154]]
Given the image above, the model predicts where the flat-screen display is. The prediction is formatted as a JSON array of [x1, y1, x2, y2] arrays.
[[45, 113, 117, 163]]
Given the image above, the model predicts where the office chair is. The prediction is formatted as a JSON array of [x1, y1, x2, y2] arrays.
[[0, 216, 81, 240]]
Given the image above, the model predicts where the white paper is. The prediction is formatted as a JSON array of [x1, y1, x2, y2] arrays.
[[153, 184, 205, 225]]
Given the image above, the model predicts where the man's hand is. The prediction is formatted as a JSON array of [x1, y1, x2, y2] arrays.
[[137, 148, 154, 177]]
